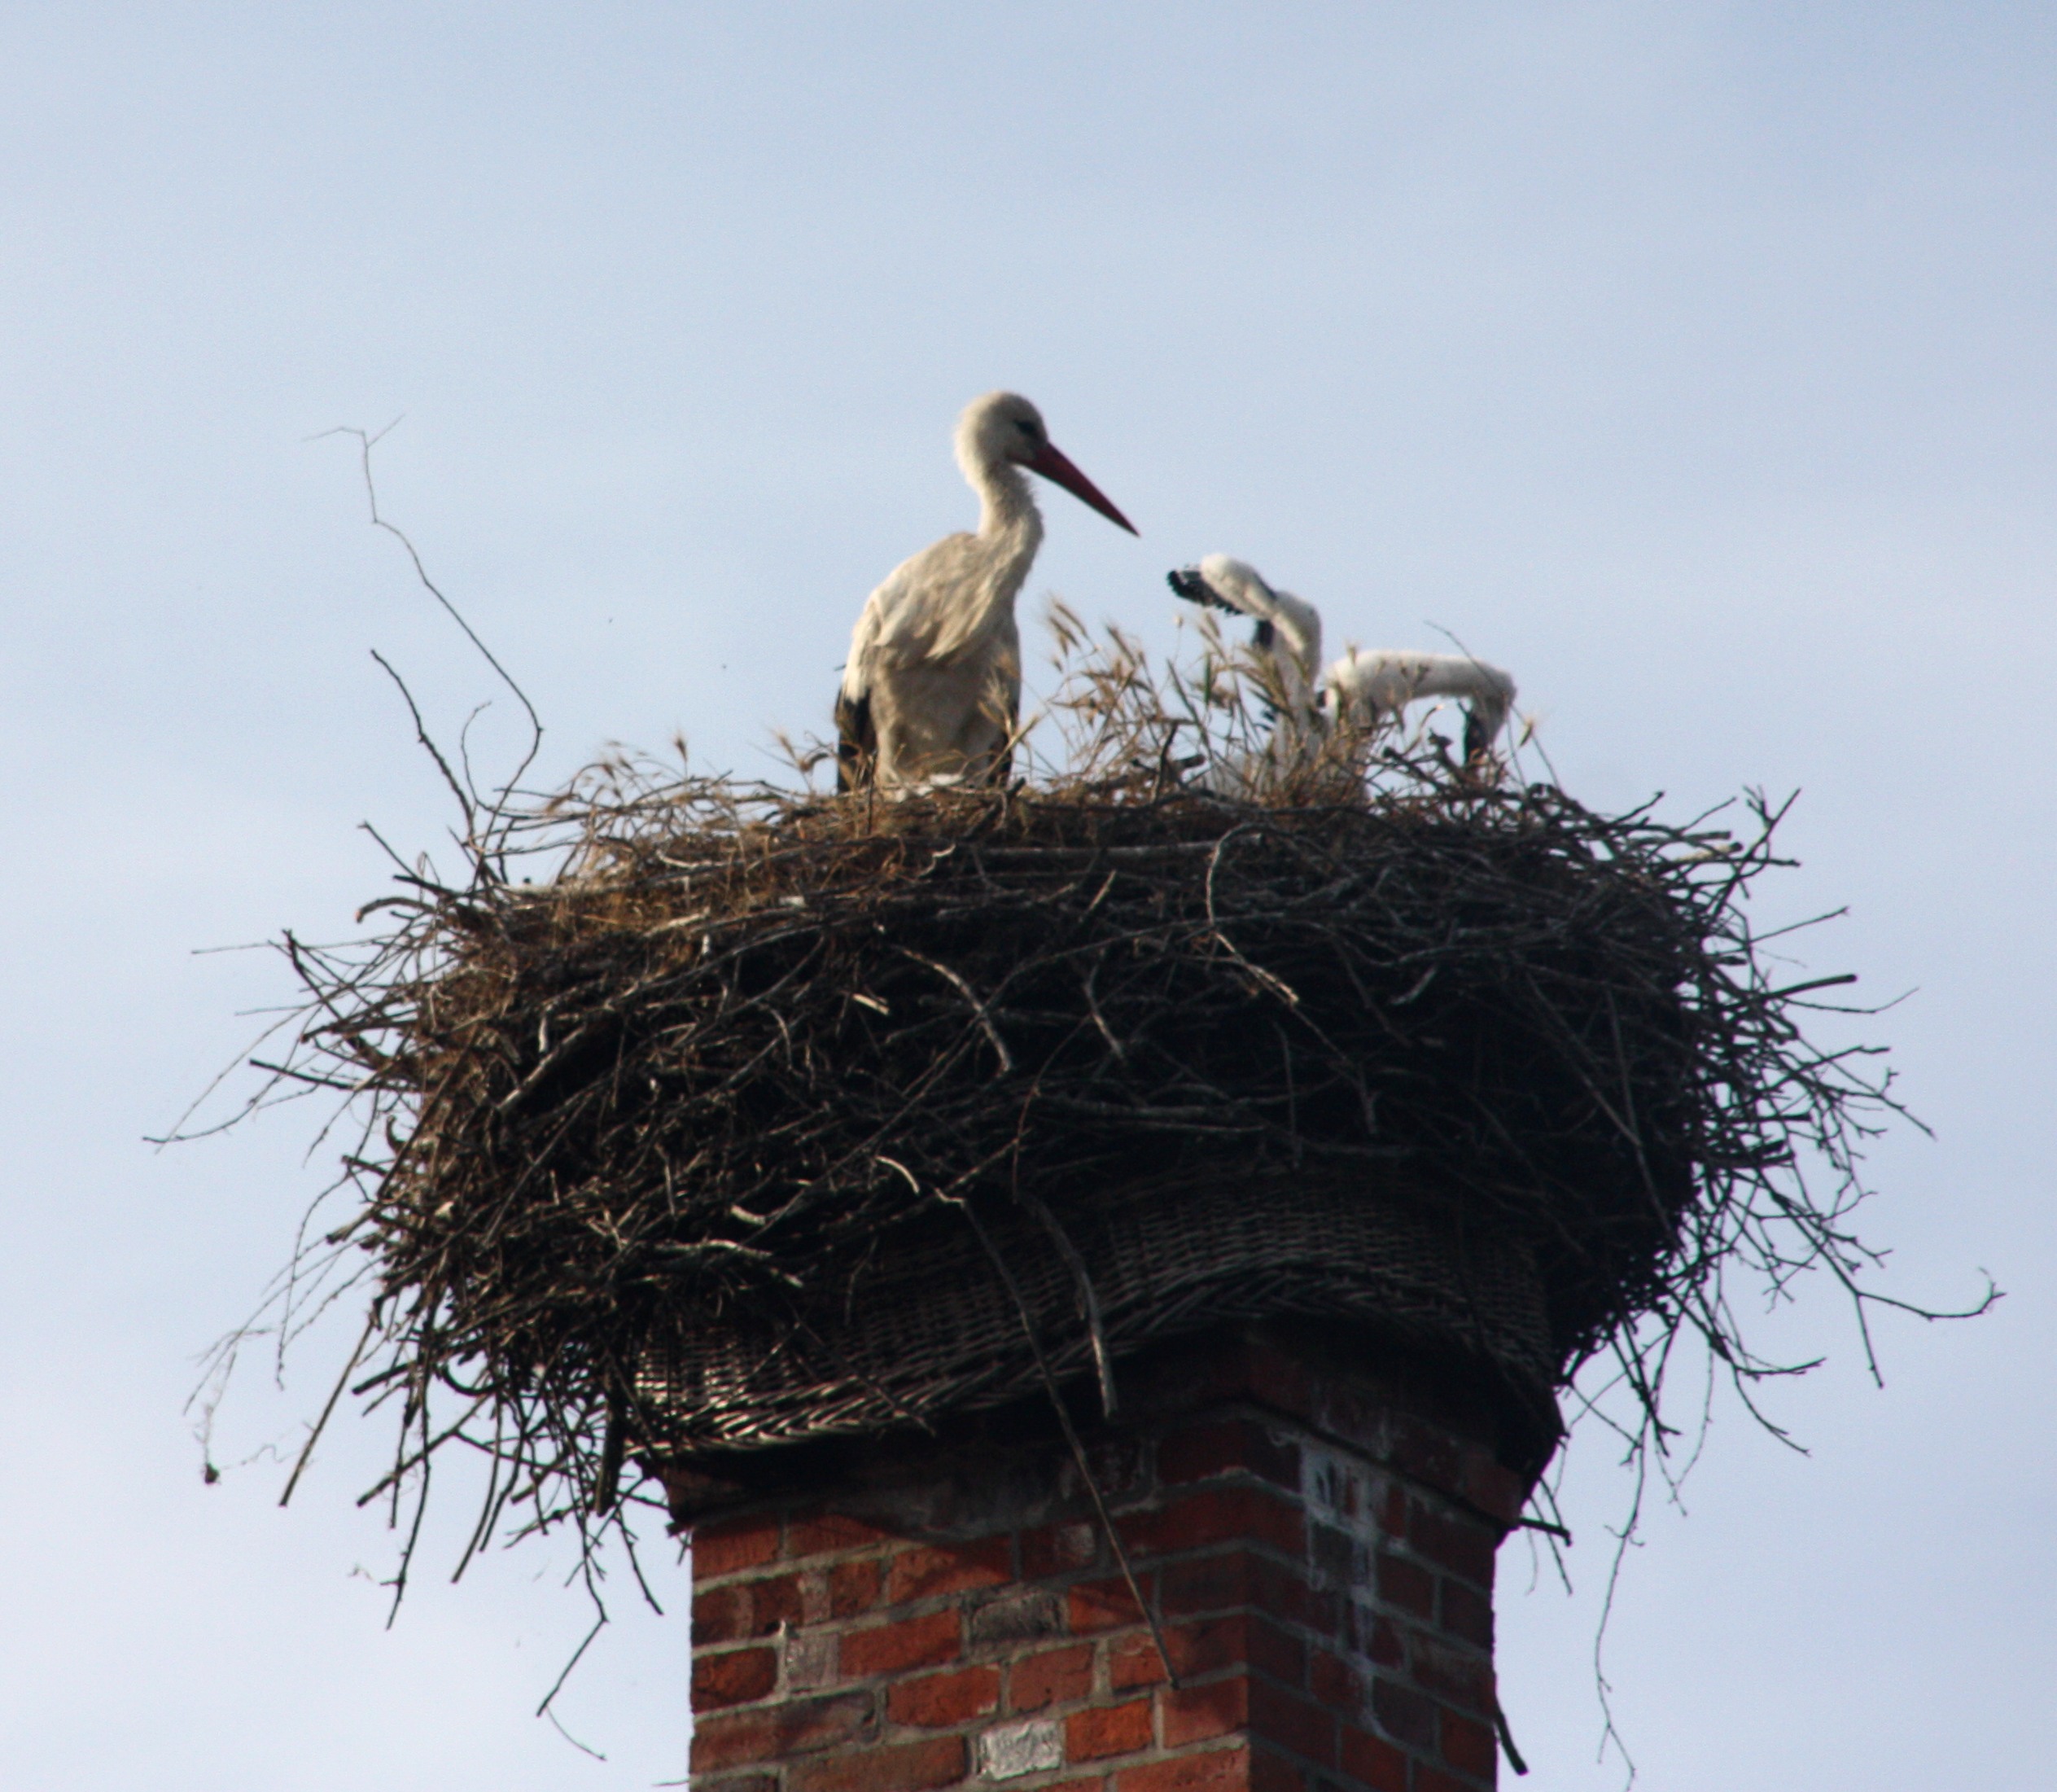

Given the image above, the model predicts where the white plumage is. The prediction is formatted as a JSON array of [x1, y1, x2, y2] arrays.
[[1320, 646, 1516, 762], [1167, 552, 1516, 773], [837, 392, 1136, 790]]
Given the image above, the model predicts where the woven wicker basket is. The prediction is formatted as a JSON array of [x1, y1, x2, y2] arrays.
[[638, 1172, 1560, 1473]]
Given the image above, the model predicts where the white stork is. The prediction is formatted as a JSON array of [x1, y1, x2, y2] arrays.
[[1321, 645, 1516, 763], [1167, 553, 1516, 770], [1166, 554, 1325, 721], [838, 392, 1136, 790], [1165, 555, 1328, 785]]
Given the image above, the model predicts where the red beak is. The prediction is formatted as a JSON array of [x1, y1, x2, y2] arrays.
[[1024, 440, 1139, 536]]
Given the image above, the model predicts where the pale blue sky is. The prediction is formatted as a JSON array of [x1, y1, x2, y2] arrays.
[[2, 5, 2051, 1787]]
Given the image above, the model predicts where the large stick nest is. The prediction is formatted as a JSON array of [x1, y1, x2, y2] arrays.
[[235, 621, 1906, 1553]]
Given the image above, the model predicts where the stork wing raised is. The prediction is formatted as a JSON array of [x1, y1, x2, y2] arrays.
[[1166, 563, 1250, 617]]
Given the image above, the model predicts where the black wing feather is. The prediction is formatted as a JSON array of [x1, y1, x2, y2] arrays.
[[835, 686, 874, 792], [1166, 566, 1239, 614]]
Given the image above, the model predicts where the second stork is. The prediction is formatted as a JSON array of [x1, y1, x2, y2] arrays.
[[1169, 554, 1517, 769]]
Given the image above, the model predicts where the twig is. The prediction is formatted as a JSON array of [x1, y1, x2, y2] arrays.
[[279, 1312, 379, 1508]]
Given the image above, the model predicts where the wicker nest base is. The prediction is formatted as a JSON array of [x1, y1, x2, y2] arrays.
[[637, 1173, 1559, 1463]]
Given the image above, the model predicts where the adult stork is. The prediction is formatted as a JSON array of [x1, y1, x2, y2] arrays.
[[1167, 553, 1516, 769], [837, 392, 1136, 790]]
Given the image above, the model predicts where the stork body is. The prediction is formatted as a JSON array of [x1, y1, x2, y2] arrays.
[[838, 392, 1136, 790], [1320, 647, 1516, 762], [1166, 554, 1516, 778]]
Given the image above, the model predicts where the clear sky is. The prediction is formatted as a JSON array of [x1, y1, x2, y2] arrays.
[[2, 4, 2051, 1787]]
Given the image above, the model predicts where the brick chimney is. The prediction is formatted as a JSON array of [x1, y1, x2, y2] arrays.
[[677, 1325, 1538, 1792]]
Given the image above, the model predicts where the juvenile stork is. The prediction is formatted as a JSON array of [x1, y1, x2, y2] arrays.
[[1321, 646, 1516, 763], [1166, 555, 1328, 784], [1167, 553, 1516, 769], [1166, 554, 1324, 720], [838, 392, 1136, 790]]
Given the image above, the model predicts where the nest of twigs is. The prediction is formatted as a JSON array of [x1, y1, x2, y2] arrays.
[[227, 614, 1910, 1564]]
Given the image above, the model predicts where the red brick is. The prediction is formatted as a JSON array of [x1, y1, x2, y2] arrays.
[[831, 1558, 884, 1619], [1158, 1419, 1301, 1490], [1067, 1698, 1155, 1761], [886, 1536, 1012, 1604], [692, 1692, 872, 1771], [1461, 1451, 1526, 1526], [792, 1735, 966, 1792], [1414, 1768, 1483, 1792], [694, 1645, 778, 1712], [1407, 1504, 1495, 1589], [695, 1514, 782, 1580], [842, 1610, 961, 1679], [1162, 1676, 1247, 1746], [1368, 1676, 1435, 1751], [1387, 1417, 1465, 1497], [789, 1514, 895, 1559], [1339, 1724, 1407, 1792], [1115, 1745, 1250, 1792], [694, 1584, 751, 1645], [1309, 1649, 1356, 1715], [1441, 1709, 1496, 1779], [1411, 1637, 1492, 1716], [1156, 1551, 1256, 1619], [1439, 1579, 1492, 1650], [1109, 1633, 1171, 1690], [1236, 1339, 1315, 1416], [1022, 1520, 1100, 1578], [748, 1571, 808, 1636], [1306, 1380, 1390, 1470], [1159, 1552, 1328, 1631], [698, 1777, 778, 1792], [1012, 1643, 1096, 1711], [1364, 1615, 1403, 1671], [1116, 1617, 1298, 1689], [1308, 1520, 1363, 1586], [1069, 1575, 1146, 1634], [1117, 1487, 1304, 1563], [1374, 1550, 1433, 1619], [1167, 1615, 1302, 1685], [886, 1664, 1000, 1728], [1245, 1744, 1300, 1792], [1248, 1680, 1334, 1768]]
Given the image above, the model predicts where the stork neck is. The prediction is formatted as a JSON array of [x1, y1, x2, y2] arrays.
[[973, 458, 1043, 547]]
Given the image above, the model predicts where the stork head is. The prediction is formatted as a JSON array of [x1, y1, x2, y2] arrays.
[[1168, 554, 1324, 697], [956, 392, 1138, 534]]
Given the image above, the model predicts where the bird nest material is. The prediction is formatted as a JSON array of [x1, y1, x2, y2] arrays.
[[221, 622, 1913, 1574]]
